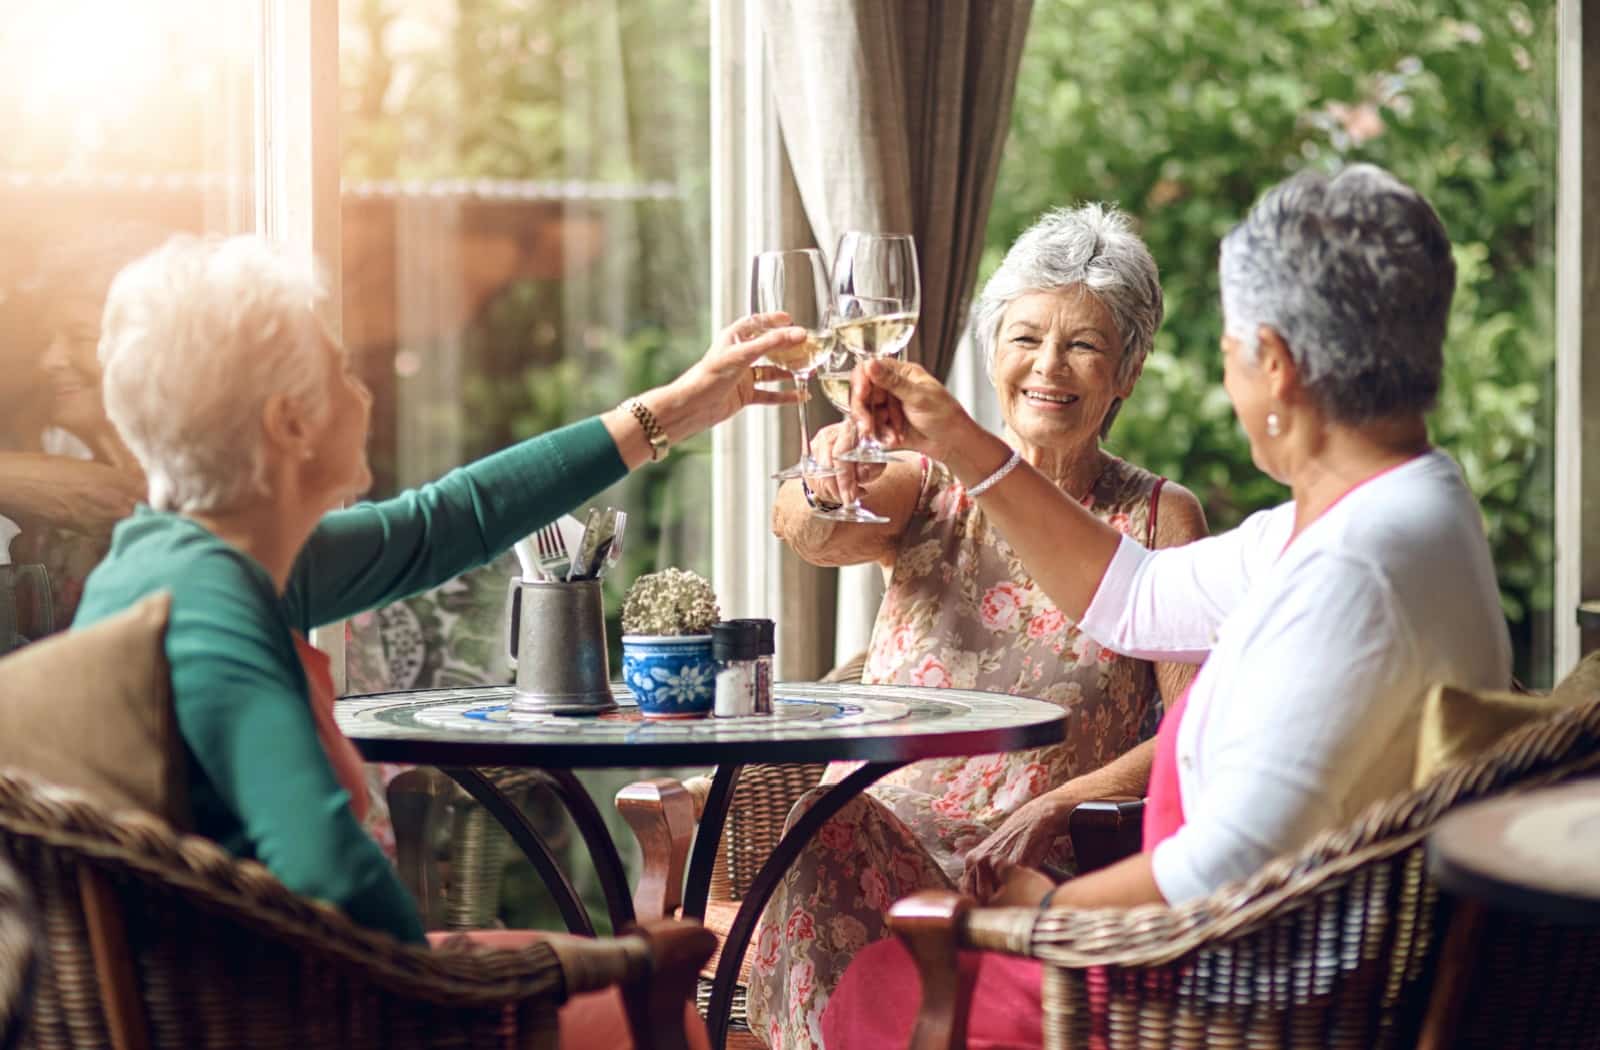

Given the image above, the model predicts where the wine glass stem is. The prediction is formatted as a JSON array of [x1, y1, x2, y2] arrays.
[[792, 368, 813, 467]]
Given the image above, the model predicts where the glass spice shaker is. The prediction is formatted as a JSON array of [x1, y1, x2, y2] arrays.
[[747, 618, 776, 714], [712, 620, 760, 718]]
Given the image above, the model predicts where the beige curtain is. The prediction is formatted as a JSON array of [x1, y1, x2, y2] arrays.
[[761, 0, 1032, 663]]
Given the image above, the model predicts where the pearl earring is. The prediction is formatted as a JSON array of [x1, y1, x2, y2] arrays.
[[1265, 412, 1282, 438]]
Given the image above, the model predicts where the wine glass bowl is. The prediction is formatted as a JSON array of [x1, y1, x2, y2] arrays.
[[830, 232, 919, 465], [808, 343, 891, 524], [750, 249, 838, 481]]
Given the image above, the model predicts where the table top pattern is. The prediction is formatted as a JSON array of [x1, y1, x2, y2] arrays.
[[336, 681, 1066, 767]]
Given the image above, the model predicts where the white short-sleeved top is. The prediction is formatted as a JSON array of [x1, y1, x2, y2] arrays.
[[1079, 450, 1510, 903]]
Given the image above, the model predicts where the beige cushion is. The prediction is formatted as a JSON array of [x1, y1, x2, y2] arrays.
[[0, 592, 187, 826], [1414, 649, 1600, 788]]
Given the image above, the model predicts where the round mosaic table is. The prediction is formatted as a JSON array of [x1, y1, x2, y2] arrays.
[[337, 681, 1065, 1049]]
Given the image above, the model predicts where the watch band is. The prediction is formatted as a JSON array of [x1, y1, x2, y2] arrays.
[[623, 398, 669, 461]]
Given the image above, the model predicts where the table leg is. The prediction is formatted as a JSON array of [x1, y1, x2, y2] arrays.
[[681, 763, 743, 921], [442, 767, 595, 936], [704, 760, 905, 1050], [540, 768, 636, 932]]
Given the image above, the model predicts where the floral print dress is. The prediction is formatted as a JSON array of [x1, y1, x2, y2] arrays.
[[747, 454, 1167, 1050]]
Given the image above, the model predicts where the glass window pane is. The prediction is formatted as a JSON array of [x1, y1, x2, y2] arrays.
[[338, 1, 712, 929], [0, 1, 256, 648], [984, 0, 1558, 684]]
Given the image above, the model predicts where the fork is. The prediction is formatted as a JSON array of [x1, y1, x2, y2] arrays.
[[533, 522, 571, 581]]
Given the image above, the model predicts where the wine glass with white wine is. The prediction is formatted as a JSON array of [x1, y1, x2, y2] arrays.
[[809, 342, 893, 523], [830, 232, 919, 465], [750, 249, 839, 481]]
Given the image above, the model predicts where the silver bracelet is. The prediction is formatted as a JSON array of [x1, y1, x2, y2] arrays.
[[965, 449, 1022, 498]]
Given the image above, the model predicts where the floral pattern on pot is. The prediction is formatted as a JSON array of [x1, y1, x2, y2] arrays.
[[621, 634, 716, 718]]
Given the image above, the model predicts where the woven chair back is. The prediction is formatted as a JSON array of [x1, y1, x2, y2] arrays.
[[1012, 692, 1600, 1050], [0, 769, 567, 1050]]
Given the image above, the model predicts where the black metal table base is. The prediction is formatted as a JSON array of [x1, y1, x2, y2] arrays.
[[441, 767, 636, 936], [695, 760, 906, 1050]]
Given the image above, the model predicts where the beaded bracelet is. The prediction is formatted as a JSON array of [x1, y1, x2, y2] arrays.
[[965, 449, 1022, 498]]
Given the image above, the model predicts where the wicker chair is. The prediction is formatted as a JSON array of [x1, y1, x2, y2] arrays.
[[887, 690, 1600, 1050], [0, 767, 714, 1050]]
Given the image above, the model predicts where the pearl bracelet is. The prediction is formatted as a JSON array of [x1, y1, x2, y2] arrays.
[[965, 449, 1022, 498]]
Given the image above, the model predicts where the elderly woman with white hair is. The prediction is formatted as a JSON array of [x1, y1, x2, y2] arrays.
[[71, 234, 806, 1047], [821, 164, 1512, 1048], [748, 205, 1208, 1050]]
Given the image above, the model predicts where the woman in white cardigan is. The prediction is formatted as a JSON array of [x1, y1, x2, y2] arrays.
[[821, 164, 1512, 1048]]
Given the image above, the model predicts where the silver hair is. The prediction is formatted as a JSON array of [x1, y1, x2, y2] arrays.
[[98, 235, 332, 514], [1219, 164, 1455, 424], [973, 204, 1164, 416]]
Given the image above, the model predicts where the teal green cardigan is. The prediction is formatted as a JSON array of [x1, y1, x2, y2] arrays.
[[73, 418, 627, 944]]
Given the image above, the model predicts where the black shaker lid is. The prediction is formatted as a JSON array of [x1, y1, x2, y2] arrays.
[[732, 617, 776, 655], [712, 620, 761, 660]]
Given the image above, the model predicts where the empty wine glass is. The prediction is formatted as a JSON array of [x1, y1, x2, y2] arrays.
[[750, 249, 838, 481], [830, 232, 919, 465], [809, 342, 892, 524]]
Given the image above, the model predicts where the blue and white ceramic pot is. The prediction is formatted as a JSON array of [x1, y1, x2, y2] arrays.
[[620, 634, 716, 719]]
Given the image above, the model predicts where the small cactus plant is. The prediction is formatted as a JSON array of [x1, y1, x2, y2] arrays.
[[620, 568, 720, 637]]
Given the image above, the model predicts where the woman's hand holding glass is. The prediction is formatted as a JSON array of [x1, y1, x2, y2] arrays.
[[847, 355, 981, 466], [805, 345, 895, 522]]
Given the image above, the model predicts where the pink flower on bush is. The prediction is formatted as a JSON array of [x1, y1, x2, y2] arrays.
[[860, 865, 893, 911], [1108, 512, 1133, 535], [979, 582, 1027, 631], [1027, 608, 1066, 640], [909, 654, 952, 688]]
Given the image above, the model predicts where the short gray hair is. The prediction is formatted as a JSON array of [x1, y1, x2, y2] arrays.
[[1219, 164, 1455, 424], [973, 203, 1164, 387], [98, 235, 332, 514]]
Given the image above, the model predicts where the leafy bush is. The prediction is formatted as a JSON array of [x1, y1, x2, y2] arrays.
[[989, 0, 1557, 680]]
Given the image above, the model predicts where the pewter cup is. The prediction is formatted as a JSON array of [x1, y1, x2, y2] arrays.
[[505, 576, 617, 715]]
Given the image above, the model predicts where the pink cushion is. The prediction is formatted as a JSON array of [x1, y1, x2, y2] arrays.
[[820, 937, 1044, 1050]]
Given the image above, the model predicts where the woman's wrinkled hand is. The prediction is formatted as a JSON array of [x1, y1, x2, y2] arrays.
[[669, 312, 808, 437], [961, 794, 1073, 901], [849, 357, 974, 462], [802, 420, 887, 509]]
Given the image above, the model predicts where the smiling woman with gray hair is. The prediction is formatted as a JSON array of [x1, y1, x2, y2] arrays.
[[822, 164, 1512, 1049], [752, 205, 1208, 1050]]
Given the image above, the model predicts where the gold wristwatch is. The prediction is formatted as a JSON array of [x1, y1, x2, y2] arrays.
[[623, 397, 669, 461]]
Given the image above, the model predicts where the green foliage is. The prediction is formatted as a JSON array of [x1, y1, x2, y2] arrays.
[[992, 0, 1557, 678]]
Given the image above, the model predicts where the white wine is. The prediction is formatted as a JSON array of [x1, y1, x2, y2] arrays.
[[817, 371, 853, 413], [762, 331, 835, 374], [833, 311, 916, 358]]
